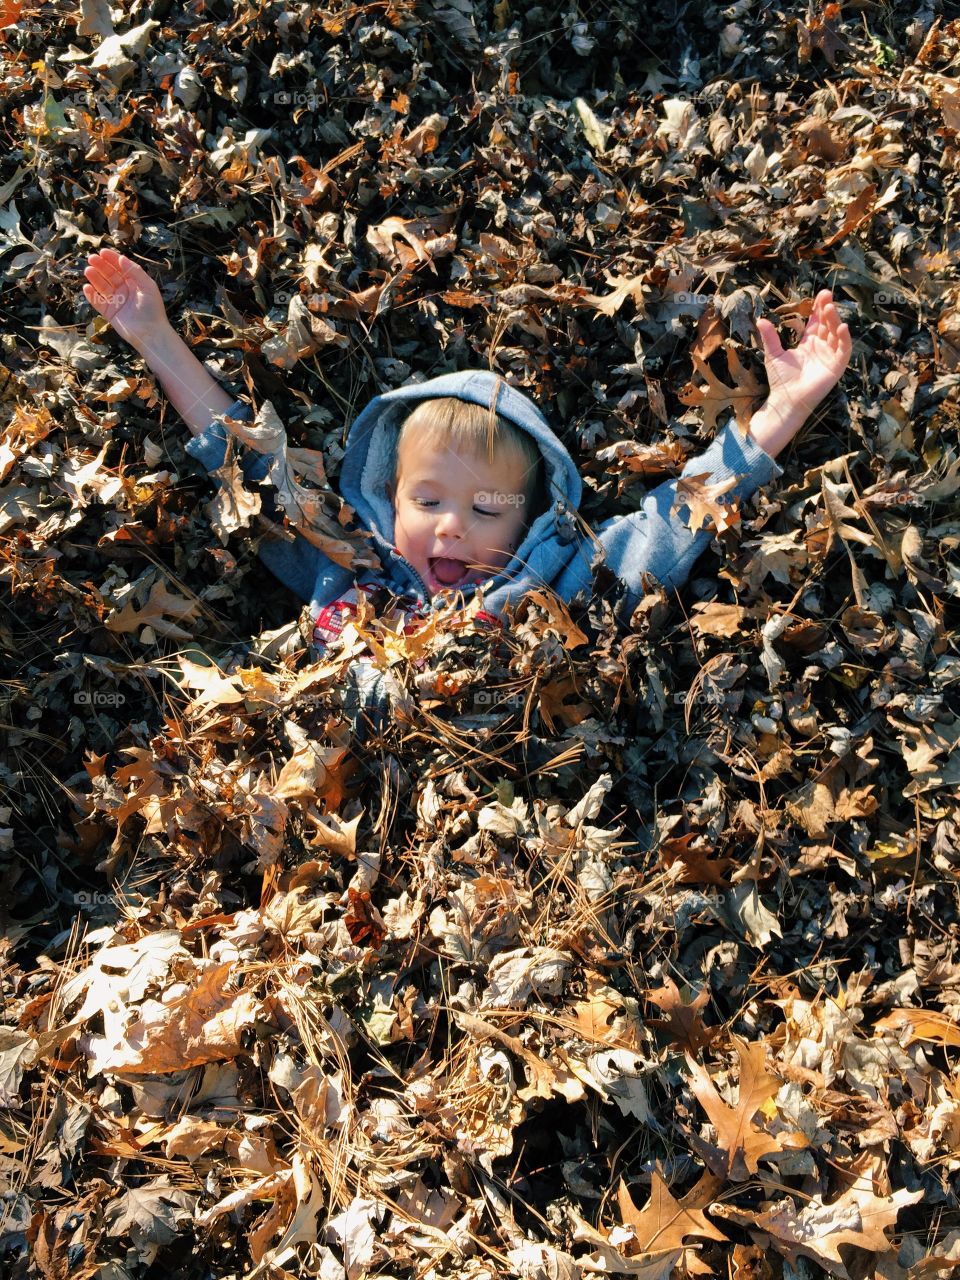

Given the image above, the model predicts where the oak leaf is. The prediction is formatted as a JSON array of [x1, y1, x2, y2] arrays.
[[685, 1037, 803, 1179], [208, 438, 262, 541], [104, 578, 199, 640], [658, 833, 734, 887], [647, 976, 715, 1054], [672, 471, 741, 535], [617, 1169, 727, 1255], [712, 1173, 923, 1279], [678, 345, 765, 431], [522, 588, 589, 650], [796, 2, 846, 67]]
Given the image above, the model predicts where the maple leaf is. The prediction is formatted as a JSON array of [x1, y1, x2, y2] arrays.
[[672, 471, 741, 535], [796, 2, 847, 67], [617, 1168, 727, 1255], [647, 976, 715, 1054], [82, 961, 261, 1074], [685, 1037, 804, 1179], [105, 1179, 196, 1250], [678, 344, 766, 431]]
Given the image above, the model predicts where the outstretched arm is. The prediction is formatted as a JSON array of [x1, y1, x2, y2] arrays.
[[83, 249, 235, 437], [555, 290, 853, 611], [748, 288, 852, 457]]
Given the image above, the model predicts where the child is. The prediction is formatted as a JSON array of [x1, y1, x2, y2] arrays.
[[82, 250, 852, 664]]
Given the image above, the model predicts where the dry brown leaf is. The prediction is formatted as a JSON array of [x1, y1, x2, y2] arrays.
[[521, 588, 589, 650], [82, 962, 261, 1074], [672, 471, 741, 534], [647, 976, 715, 1054], [208, 438, 262, 541], [617, 1168, 727, 1255], [685, 1037, 802, 1179], [712, 1172, 923, 1279], [688, 602, 753, 639], [678, 345, 766, 431], [875, 1008, 960, 1049], [104, 579, 200, 640]]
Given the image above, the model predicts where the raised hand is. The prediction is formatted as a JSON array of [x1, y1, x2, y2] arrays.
[[756, 289, 852, 419], [748, 289, 853, 457], [82, 249, 171, 354], [83, 247, 234, 435]]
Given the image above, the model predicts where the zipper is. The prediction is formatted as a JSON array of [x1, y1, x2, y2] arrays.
[[389, 548, 434, 613]]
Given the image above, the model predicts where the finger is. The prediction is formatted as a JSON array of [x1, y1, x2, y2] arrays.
[[84, 258, 115, 283], [799, 311, 820, 345], [756, 317, 785, 359], [84, 267, 115, 299]]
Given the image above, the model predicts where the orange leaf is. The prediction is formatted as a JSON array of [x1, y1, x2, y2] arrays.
[[84, 962, 261, 1074], [647, 976, 715, 1054], [672, 471, 741, 535], [0, 0, 24, 30], [875, 1008, 960, 1049], [617, 1168, 727, 1255], [685, 1038, 804, 1179]]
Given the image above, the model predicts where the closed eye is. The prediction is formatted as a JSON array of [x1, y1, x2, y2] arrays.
[[474, 507, 500, 518], [413, 499, 438, 508]]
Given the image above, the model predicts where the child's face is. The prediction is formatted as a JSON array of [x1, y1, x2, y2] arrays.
[[389, 431, 533, 598]]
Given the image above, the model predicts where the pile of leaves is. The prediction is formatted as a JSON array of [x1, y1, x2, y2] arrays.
[[2, 0, 960, 1276]]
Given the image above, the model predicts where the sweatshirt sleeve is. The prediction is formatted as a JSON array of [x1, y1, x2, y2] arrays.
[[183, 399, 342, 606], [591, 421, 783, 607]]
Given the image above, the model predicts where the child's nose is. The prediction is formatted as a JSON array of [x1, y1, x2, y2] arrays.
[[435, 508, 465, 538]]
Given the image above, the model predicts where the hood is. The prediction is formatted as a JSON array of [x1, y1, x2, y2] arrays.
[[337, 370, 588, 614]]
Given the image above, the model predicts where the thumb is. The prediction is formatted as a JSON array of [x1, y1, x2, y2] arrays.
[[755, 317, 784, 361]]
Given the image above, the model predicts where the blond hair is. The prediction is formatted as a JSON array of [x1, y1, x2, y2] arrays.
[[396, 397, 544, 506]]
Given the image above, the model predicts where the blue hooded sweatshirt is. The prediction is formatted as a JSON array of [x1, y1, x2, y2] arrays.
[[184, 369, 782, 639]]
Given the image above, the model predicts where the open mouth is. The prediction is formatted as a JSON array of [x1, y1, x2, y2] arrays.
[[427, 557, 481, 591]]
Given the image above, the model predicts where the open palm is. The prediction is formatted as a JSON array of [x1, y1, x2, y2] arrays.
[[756, 289, 852, 419], [82, 249, 169, 351]]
